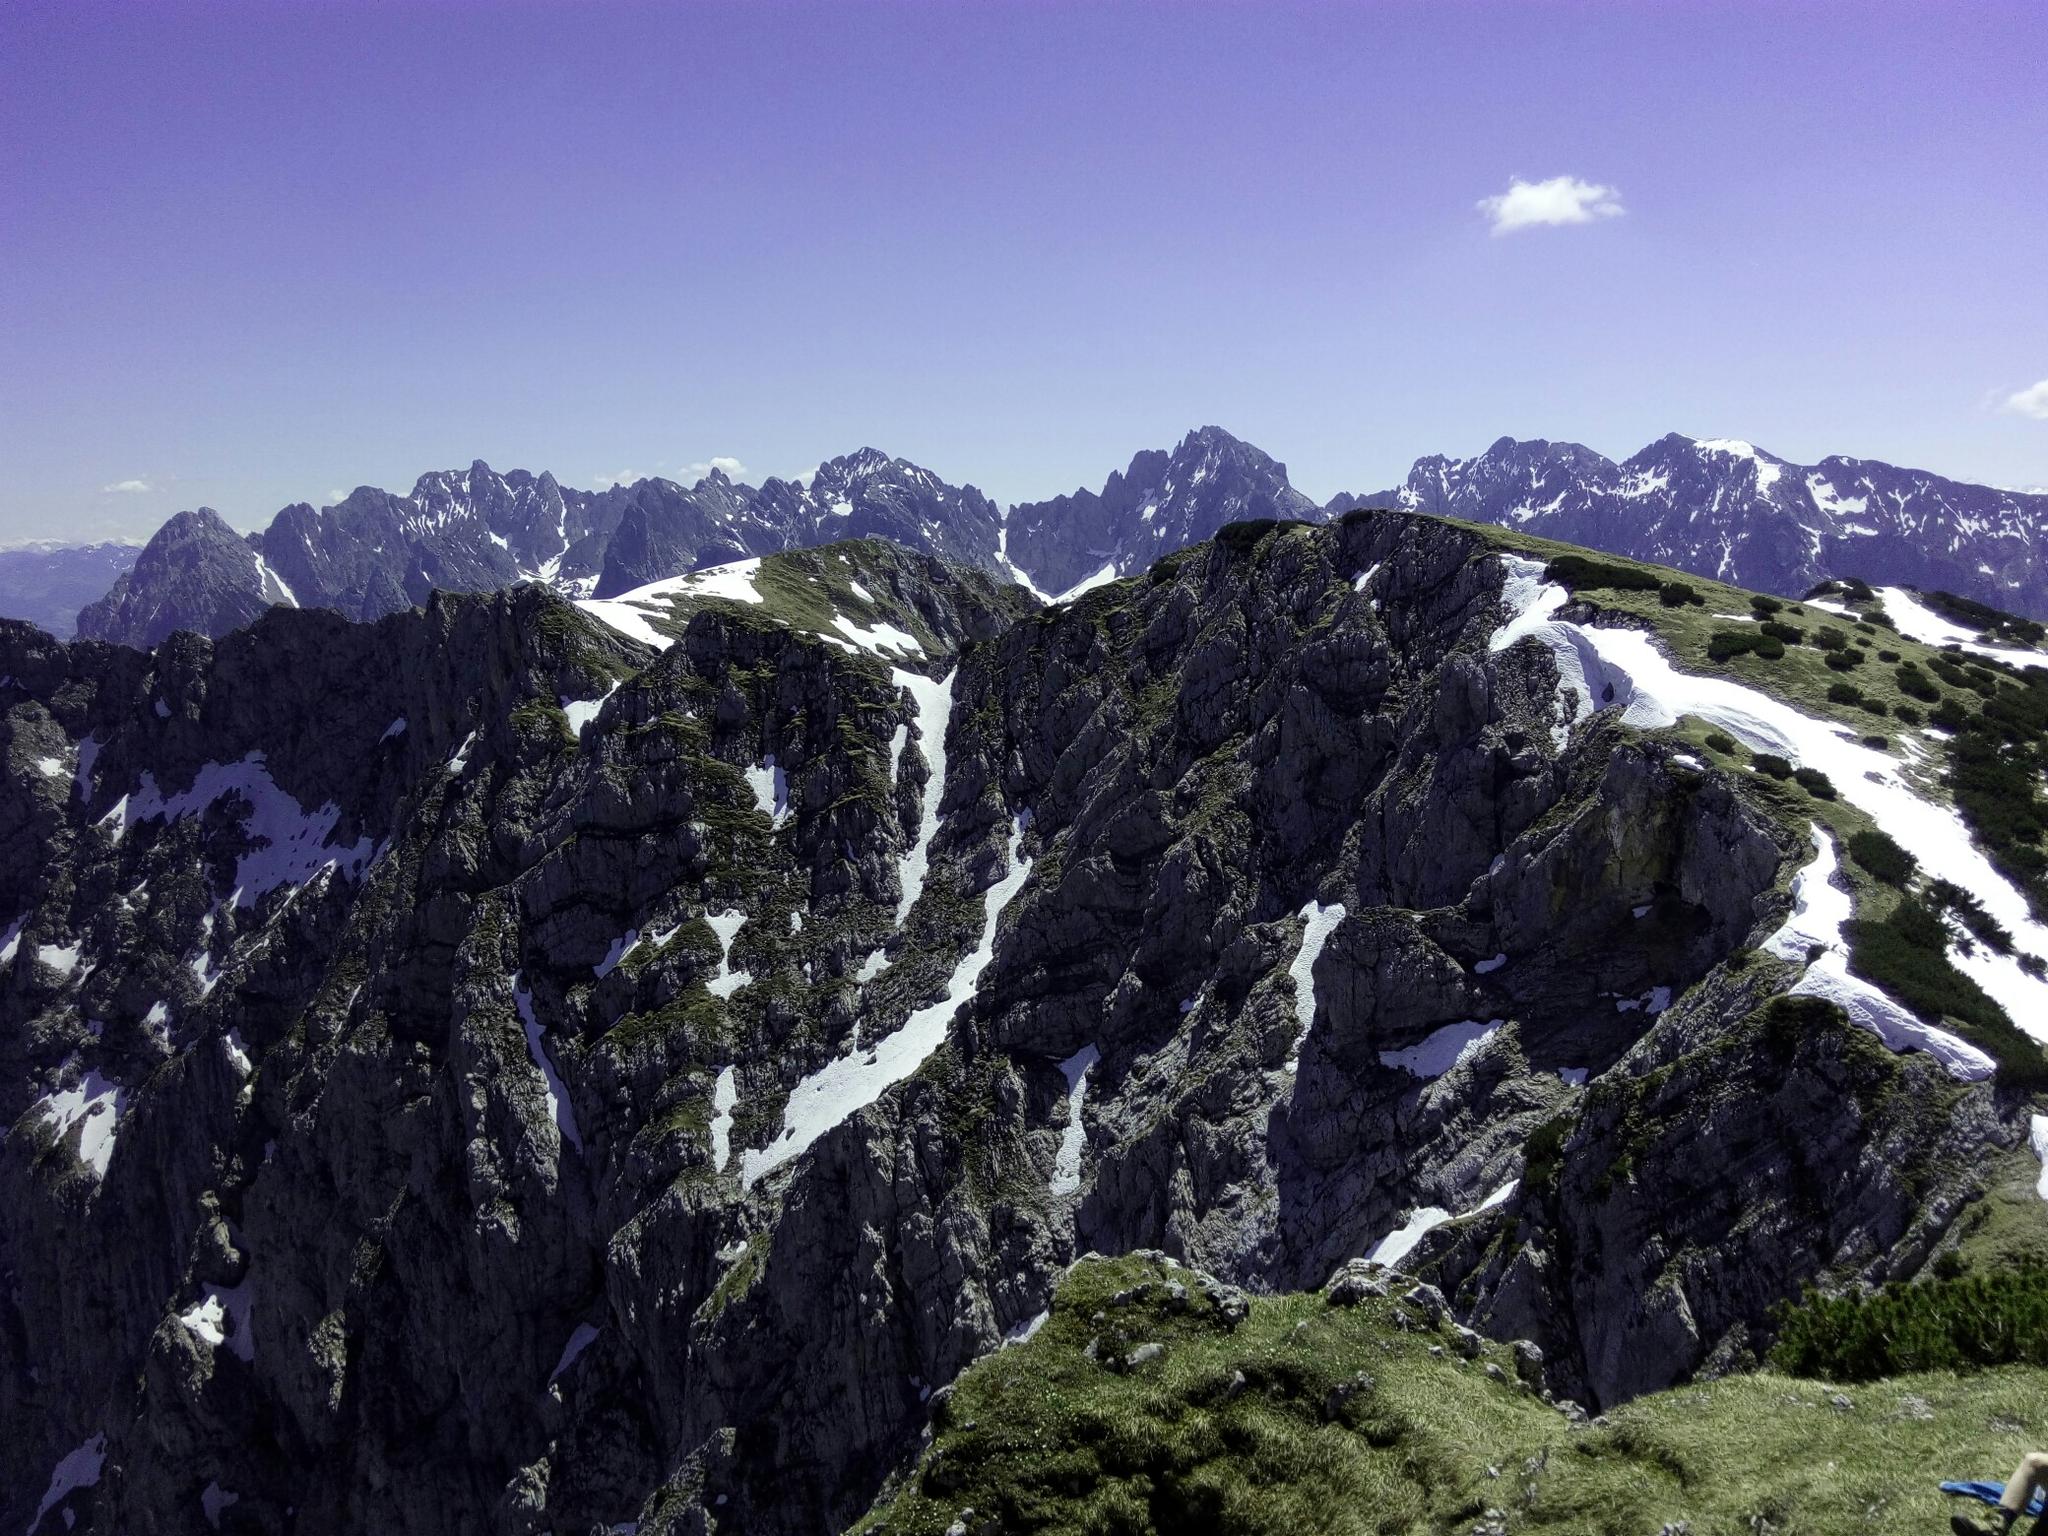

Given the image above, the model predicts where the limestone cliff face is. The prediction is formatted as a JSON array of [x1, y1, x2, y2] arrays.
[[0, 519, 2016, 1533]]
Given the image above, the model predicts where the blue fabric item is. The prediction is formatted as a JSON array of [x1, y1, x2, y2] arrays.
[[1944, 1479, 2048, 1517]]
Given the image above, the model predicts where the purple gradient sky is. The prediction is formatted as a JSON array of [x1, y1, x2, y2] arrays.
[[3, 0, 2044, 541]]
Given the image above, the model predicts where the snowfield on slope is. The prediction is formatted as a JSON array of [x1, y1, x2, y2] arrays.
[[1494, 553, 2048, 1057], [1876, 585, 2048, 671], [575, 558, 764, 645]]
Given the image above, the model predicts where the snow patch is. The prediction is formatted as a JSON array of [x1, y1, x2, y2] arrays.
[[1287, 901, 1347, 1061], [891, 667, 955, 923], [830, 613, 924, 658], [1366, 1206, 1453, 1268], [36, 941, 81, 977], [179, 1277, 255, 1362], [1490, 555, 1618, 748], [1053, 563, 1120, 604], [710, 1064, 738, 1172], [1474, 952, 1507, 975], [548, 1322, 600, 1385], [593, 929, 640, 979], [201, 1481, 241, 1530], [1050, 1044, 1099, 1196], [744, 758, 789, 826], [29, 1434, 106, 1533], [37, 1068, 125, 1178], [1003, 1309, 1051, 1346], [1379, 1019, 1502, 1079], [575, 558, 764, 647], [560, 682, 619, 737], [513, 975, 585, 1153], [705, 909, 751, 998]]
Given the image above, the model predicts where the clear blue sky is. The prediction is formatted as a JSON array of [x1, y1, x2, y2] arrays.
[[3, 0, 2044, 542]]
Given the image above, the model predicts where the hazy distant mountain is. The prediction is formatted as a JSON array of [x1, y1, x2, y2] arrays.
[[0, 540, 138, 638], [71, 454, 1002, 648], [1003, 425, 1319, 597], [1390, 432, 2048, 617]]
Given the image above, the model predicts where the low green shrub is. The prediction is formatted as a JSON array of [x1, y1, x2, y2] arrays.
[[1753, 753, 1794, 779], [1704, 731, 1739, 756], [1772, 1267, 2048, 1382], [1896, 665, 1941, 703], [1543, 553, 1662, 592], [1847, 829, 1915, 886], [1710, 629, 1786, 663], [1793, 767, 1836, 799]]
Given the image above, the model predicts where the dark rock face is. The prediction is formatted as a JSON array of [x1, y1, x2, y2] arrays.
[[1396, 432, 2048, 618], [1003, 426, 1320, 597], [1, 519, 2017, 1532], [0, 543, 140, 639]]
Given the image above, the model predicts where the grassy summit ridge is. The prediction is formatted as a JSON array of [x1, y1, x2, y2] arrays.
[[854, 1253, 2048, 1536]]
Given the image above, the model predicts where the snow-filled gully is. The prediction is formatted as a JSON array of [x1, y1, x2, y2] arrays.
[[1495, 553, 2048, 1072], [741, 814, 1033, 1188]]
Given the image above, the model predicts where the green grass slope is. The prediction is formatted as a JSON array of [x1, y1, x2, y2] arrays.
[[854, 1253, 2048, 1536]]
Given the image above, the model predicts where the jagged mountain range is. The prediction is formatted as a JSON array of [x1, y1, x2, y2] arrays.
[[34, 425, 2048, 652], [7, 508, 2048, 1530], [74, 451, 1007, 652], [1391, 432, 2048, 616]]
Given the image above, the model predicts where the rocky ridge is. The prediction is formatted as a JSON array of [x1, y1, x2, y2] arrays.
[[4, 513, 2044, 1532]]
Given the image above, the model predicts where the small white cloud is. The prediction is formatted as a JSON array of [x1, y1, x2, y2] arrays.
[[2004, 378, 2048, 421], [1478, 175, 1625, 236], [591, 469, 639, 490], [327, 488, 348, 503], [102, 478, 152, 494], [682, 456, 748, 484]]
